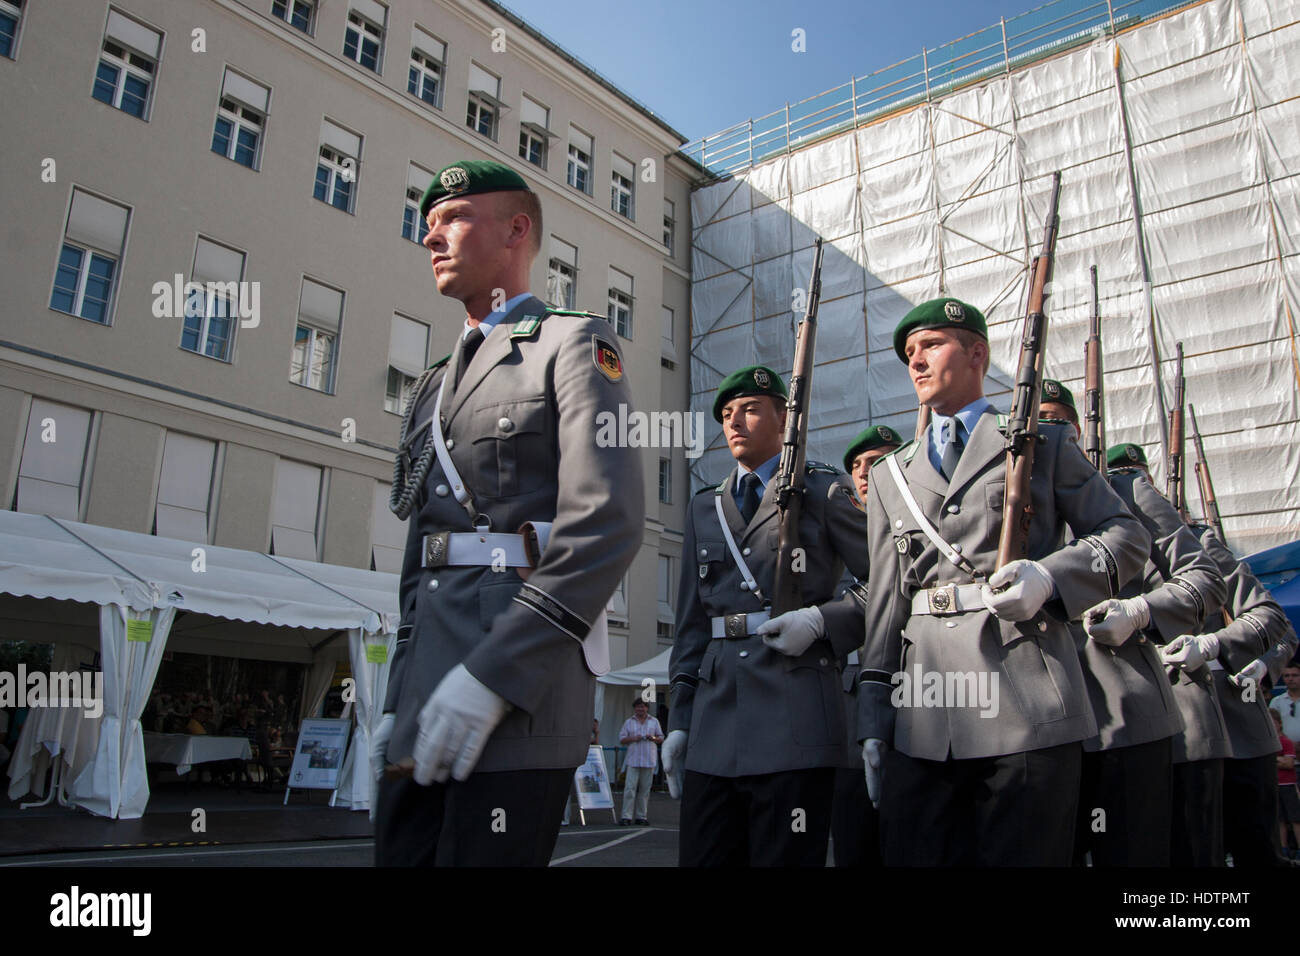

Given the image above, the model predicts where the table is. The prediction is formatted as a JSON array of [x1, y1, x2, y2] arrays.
[[142, 733, 252, 775], [6, 705, 102, 808]]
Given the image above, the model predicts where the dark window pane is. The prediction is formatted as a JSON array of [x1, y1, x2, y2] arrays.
[[92, 62, 118, 105], [212, 117, 232, 156], [313, 165, 330, 202], [361, 37, 378, 71], [0, 12, 17, 58], [234, 128, 258, 167], [181, 314, 201, 352], [401, 206, 416, 241], [407, 66, 418, 96], [206, 313, 230, 358], [121, 74, 149, 117], [344, 30, 358, 60], [291, 3, 311, 31], [332, 178, 351, 210]]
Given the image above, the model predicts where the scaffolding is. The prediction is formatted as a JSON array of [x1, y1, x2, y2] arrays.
[[688, 0, 1300, 554]]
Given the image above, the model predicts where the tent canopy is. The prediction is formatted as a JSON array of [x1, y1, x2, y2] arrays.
[[0, 510, 397, 636], [599, 647, 670, 688]]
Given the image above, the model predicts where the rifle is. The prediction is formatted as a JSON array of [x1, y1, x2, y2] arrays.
[[1190, 403, 1227, 545], [1083, 265, 1105, 471], [997, 171, 1062, 571], [1167, 342, 1186, 519], [770, 238, 824, 616]]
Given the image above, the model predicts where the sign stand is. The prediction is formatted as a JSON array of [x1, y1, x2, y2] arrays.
[[282, 718, 350, 805], [572, 745, 618, 825]]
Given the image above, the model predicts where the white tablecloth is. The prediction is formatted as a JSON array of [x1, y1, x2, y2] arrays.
[[142, 734, 252, 775], [6, 705, 103, 801]]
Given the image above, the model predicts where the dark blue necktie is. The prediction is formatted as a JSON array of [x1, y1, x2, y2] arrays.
[[739, 472, 761, 524]]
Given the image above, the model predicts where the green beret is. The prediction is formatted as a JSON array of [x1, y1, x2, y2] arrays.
[[419, 159, 530, 218], [893, 297, 988, 363], [713, 365, 787, 423], [843, 425, 903, 473], [1106, 442, 1148, 470], [1040, 379, 1076, 412]]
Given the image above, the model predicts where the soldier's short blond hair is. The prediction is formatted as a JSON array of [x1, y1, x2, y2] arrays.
[[952, 327, 991, 377]]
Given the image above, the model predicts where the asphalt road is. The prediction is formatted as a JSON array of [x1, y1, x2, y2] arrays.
[[0, 822, 680, 867]]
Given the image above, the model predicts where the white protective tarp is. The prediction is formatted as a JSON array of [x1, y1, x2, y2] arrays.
[[690, 0, 1300, 553], [333, 629, 397, 811]]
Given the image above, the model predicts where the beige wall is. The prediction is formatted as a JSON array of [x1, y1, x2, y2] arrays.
[[0, 0, 696, 668]]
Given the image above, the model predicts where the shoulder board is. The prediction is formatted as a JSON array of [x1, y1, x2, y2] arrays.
[[712, 478, 729, 496], [509, 312, 546, 338], [878, 438, 920, 464], [545, 308, 605, 321], [427, 353, 450, 370], [996, 413, 1009, 430], [805, 460, 838, 475]]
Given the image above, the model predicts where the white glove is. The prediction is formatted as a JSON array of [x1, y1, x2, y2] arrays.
[[1159, 633, 1221, 673], [1229, 658, 1267, 690], [757, 606, 825, 657], [661, 730, 688, 799], [981, 559, 1054, 622], [370, 712, 395, 783], [1082, 596, 1151, 647], [413, 664, 511, 785], [863, 738, 887, 809]]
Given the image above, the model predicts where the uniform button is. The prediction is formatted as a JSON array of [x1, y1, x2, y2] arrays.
[[947, 504, 960, 514], [945, 621, 957, 628], [427, 579, 439, 592], [742, 547, 751, 556], [739, 650, 749, 658], [952, 543, 962, 553], [445, 438, 455, 450], [698, 548, 707, 559], [818, 658, 828, 666], [498, 417, 514, 432], [435, 484, 450, 497], [740, 581, 751, 591], [895, 519, 903, 529]]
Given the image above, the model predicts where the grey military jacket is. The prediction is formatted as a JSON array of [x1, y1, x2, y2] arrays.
[[1074, 472, 1225, 752], [1195, 526, 1298, 761], [857, 411, 1152, 761], [384, 296, 644, 772], [668, 464, 870, 777]]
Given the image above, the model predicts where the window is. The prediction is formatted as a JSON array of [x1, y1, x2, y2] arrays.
[[371, 482, 406, 572], [607, 267, 633, 339], [292, 279, 343, 392], [567, 127, 592, 194], [92, 10, 162, 120], [50, 189, 129, 325], [546, 238, 577, 310], [407, 27, 444, 108], [271, 459, 323, 560], [659, 457, 672, 504], [15, 400, 92, 520], [0, 0, 23, 59], [519, 94, 550, 169], [315, 119, 360, 213], [663, 199, 676, 254], [466, 62, 502, 141], [386, 313, 429, 413], [657, 621, 673, 645], [610, 154, 634, 219], [661, 305, 675, 359], [343, 2, 385, 73], [212, 70, 269, 169], [657, 555, 675, 622], [402, 164, 433, 243], [180, 237, 245, 361], [606, 574, 628, 626], [271, 0, 314, 33], [155, 433, 217, 542]]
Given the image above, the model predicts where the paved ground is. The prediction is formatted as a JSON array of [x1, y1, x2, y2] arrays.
[[0, 781, 684, 866]]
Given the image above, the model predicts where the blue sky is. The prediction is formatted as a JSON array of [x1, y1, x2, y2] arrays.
[[497, 0, 1041, 143]]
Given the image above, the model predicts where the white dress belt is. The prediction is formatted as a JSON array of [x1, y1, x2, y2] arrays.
[[710, 610, 772, 638], [910, 583, 986, 616], [421, 531, 532, 568]]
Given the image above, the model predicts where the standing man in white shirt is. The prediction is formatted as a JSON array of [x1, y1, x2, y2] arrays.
[[618, 700, 663, 825]]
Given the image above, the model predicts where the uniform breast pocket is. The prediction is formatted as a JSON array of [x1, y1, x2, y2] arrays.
[[471, 397, 552, 497], [695, 539, 728, 597]]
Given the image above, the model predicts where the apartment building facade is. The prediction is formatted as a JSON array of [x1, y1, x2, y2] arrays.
[[0, 0, 694, 671]]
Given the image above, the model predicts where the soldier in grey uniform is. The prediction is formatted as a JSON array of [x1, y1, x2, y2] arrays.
[[1182, 522, 1298, 866], [371, 160, 643, 866], [857, 300, 1151, 866], [1102, 443, 1232, 865], [1052, 417, 1224, 867], [663, 366, 871, 866], [831, 425, 901, 867]]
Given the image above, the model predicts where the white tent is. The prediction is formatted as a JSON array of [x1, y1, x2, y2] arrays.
[[595, 648, 671, 749], [0, 510, 397, 818]]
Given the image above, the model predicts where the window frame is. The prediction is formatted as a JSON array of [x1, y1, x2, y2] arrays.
[[290, 323, 338, 393], [0, 0, 25, 60], [401, 185, 429, 244], [211, 94, 265, 169], [407, 46, 443, 109], [547, 257, 575, 310], [567, 142, 590, 194], [49, 242, 117, 326], [343, 8, 384, 73], [314, 144, 355, 213], [270, 0, 315, 34], [92, 37, 156, 120], [658, 457, 672, 504], [179, 286, 238, 361], [663, 199, 676, 254]]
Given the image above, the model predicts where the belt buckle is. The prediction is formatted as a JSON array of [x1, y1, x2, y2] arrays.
[[724, 613, 748, 638], [928, 583, 958, 615], [423, 531, 450, 568]]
